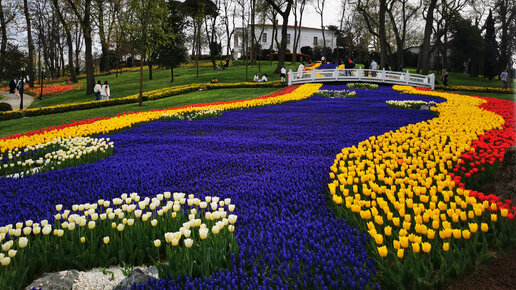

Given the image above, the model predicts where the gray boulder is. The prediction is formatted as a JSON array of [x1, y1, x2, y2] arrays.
[[114, 269, 157, 290], [419, 105, 430, 110], [495, 145, 516, 201], [25, 270, 79, 290]]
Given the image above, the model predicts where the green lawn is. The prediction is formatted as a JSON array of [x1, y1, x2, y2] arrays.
[[0, 87, 278, 138], [29, 61, 299, 109]]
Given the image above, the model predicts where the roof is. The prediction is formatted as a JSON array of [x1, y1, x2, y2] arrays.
[[236, 24, 335, 33]]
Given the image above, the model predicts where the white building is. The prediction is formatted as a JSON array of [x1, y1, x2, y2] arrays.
[[234, 24, 337, 59]]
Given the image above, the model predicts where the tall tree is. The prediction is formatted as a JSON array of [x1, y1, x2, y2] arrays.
[[378, 0, 388, 68], [495, 0, 516, 72], [417, 0, 437, 74], [264, 0, 293, 74], [483, 10, 498, 79], [50, 0, 77, 82], [291, 0, 306, 64], [314, 0, 326, 49], [65, 0, 95, 95], [23, 0, 35, 87], [129, 0, 169, 106], [0, 0, 15, 82]]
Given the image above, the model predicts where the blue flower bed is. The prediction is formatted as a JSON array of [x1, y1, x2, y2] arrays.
[[318, 63, 340, 69], [0, 85, 441, 288]]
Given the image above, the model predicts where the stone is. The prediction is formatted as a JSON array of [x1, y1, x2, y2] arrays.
[[25, 270, 79, 290], [114, 269, 157, 290], [419, 105, 430, 110], [495, 145, 516, 201]]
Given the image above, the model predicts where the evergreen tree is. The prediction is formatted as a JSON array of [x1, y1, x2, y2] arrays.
[[483, 10, 498, 80]]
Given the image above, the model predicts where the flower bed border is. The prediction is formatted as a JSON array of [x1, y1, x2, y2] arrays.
[[435, 85, 515, 94]]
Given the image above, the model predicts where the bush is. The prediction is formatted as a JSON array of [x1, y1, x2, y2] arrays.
[[0, 103, 12, 111]]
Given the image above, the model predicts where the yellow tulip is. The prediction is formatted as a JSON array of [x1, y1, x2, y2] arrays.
[[422, 242, 431, 253], [481, 223, 489, 232], [377, 245, 388, 257], [397, 248, 404, 259], [412, 242, 420, 253], [103, 236, 110, 245], [443, 242, 450, 252]]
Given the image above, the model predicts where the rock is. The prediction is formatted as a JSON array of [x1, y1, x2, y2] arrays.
[[495, 145, 516, 201], [419, 105, 430, 110], [25, 270, 80, 290], [114, 269, 157, 290], [141, 266, 159, 278]]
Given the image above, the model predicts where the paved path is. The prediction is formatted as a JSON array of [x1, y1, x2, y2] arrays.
[[0, 91, 34, 110]]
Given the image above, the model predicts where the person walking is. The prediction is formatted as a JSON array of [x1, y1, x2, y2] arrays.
[[370, 60, 378, 77], [500, 69, 508, 89], [15, 78, 24, 98], [297, 63, 305, 79], [101, 81, 110, 100], [94, 80, 102, 100], [280, 65, 287, 82], [441, 68, 449, 86], [9, 79, 17, 93]]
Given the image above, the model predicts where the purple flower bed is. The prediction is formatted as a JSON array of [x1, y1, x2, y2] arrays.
[[318, 63, 340, 70], [0, 85, 441, 288]]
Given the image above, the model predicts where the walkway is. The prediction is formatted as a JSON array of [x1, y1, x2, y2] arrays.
[[0, 91, 34, 110]]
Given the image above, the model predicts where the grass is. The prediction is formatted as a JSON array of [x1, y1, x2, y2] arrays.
[[28, 60, 299, 109], [0, 87, 278, 138]]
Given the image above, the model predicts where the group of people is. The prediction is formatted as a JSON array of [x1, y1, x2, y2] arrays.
[[253, 73, 269, 82], [8, 78, 25, 98], [93, 80, 110, 100]]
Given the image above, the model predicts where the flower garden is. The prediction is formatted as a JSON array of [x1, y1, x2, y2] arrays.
[[0, 82, 514, 288]]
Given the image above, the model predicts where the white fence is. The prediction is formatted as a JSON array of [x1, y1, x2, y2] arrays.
[[288, 68, 435, 89]]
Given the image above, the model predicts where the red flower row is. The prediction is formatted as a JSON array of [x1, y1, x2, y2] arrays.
[[415, 87, 516, 216], [26, 85, 75, 96]]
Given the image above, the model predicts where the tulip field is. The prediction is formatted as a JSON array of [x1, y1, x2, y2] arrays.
[[0, 83, 515, 288]]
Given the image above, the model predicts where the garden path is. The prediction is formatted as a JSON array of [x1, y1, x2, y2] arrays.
[[0, 90, 34, 110]]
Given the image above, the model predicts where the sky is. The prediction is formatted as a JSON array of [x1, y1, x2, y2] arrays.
[[294, 0, 342, 29]]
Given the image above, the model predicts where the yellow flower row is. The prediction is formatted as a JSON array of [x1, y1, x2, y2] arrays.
[[0, 84, 322, 152], [304, 62, 322, 70], [328, 85, 506, 258]]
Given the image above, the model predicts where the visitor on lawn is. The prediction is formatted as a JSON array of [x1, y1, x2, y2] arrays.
[[259, 74, 268, 82], [94, 80, 102, 100], [441, 68, 449, 86], [101, 81, 110, 100], [211, 77, 218, 83], [253, 72, 260, 82], [280, 65, 287, 82], [500, 69, 508, 89]]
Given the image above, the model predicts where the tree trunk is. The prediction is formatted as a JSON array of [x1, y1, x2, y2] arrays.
[[96, 0, 110, 72], [0, 1, 7, 82], [83, 25, 95, 94], [265, 0, 293, 74], [250, 0, 256, 64], [379, 0, 388, 69], [419, 0, 437, 74], [170, 66, 174, 82], [139, 56, 143, 106], [23, 0, 35, 87], [148, 61, 153, 80]]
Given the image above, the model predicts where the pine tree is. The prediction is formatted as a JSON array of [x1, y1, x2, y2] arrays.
[[483, 10, 498, 80]]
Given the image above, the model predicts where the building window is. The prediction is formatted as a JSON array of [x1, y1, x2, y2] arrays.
[[286, 34, 291, 44], [262, 33, 267, 43], [313, 37, 318, 46]]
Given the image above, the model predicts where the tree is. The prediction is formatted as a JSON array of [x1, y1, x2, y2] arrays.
[[448, 14, 484, 75], [23, 0, 35, 87], [495, 0, 516, 72], [128, 0, 169, 106], [314, 0, 326, 49], [65, 0, 95, 95], [417, 0, 437, 74], [291, 0, 307, 64], [264, 0, 294, 74], [154, 0, 188, 83], [483, 10, 498, 79], [0, 0, 15, 82], [50, 0, 77, 83]]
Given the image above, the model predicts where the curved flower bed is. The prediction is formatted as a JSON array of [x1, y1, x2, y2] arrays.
[[0, 85, 442, 288], [328, 85, 514, 287], [435, 85, 515, 94], [26, 85, 75, 97]]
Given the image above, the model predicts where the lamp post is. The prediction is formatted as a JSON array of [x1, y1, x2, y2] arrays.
[[20, 67, 25, 110]]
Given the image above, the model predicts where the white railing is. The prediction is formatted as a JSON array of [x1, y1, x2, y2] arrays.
[[288, 68, 435, 89]]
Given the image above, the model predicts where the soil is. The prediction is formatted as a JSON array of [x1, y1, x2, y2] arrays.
[[442, 180, 516, 290]]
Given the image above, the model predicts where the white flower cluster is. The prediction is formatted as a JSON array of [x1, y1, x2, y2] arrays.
[[2, 137, 114, 178], [346, 83, 378, 89], [316, 90, 356, 98], [386, 100, 437, 109], [161, 109, 222, 121]]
